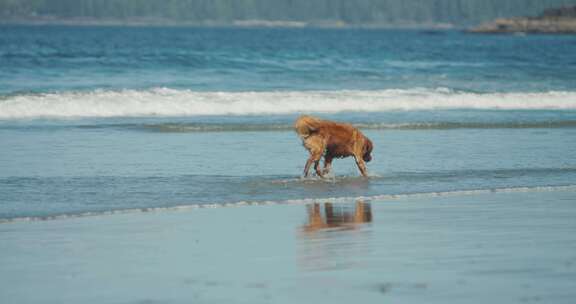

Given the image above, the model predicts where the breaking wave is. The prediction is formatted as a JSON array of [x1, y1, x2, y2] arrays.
[[1, 88, 576, 119]]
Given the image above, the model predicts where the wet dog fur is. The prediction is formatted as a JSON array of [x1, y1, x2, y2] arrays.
[[294, 115, 373, 177]]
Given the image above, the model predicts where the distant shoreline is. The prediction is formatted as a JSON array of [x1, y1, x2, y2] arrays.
[[469, 6, 576, 34], [0, 16, 456, 30]]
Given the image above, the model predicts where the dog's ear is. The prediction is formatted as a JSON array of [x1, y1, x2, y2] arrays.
[[363, 138, 373, 162]]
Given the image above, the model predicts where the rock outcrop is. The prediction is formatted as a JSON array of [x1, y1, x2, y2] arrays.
[[470, 6, 576, 34]]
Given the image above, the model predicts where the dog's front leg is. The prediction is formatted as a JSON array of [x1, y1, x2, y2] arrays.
[[354, 156, 368, 177]]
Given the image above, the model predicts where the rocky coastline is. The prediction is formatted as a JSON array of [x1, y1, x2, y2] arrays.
[[470, 6, 576, 34]]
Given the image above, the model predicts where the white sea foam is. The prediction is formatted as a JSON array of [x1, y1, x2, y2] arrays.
[[1, 184, 575, 224], [1, 88, 576, 119]]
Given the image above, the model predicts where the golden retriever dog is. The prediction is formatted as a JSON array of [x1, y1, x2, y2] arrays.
[[294, 115, 373, 177]]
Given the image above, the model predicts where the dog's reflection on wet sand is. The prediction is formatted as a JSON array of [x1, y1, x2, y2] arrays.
[[302, 200, 372, 233], [299, 200, 373, 271]]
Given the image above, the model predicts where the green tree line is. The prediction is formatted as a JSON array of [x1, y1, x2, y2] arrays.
[[2, 0, 576, 25]]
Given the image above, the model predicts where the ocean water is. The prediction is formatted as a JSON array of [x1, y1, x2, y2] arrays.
[[1, 26, 576, 220]]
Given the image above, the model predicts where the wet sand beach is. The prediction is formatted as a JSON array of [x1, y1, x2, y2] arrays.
[[1, 189, 575, 304]]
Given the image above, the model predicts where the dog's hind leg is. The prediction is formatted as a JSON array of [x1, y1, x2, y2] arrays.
[[322, 155, 333, 175], [303, 156, 321, 177], [314, 159, 323, 177], [303, 151, 323, 177], [302, 136, 325, 178]]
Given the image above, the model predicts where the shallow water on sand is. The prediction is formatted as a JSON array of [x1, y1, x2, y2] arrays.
[[1, 190, 575, 304], [1, 116, 575, 220]]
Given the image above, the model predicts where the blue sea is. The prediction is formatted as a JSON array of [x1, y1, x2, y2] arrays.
[[1, 26, 575, 221]]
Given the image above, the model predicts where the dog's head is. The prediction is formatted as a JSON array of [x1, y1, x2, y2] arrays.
[[363, 138, 373, 162]]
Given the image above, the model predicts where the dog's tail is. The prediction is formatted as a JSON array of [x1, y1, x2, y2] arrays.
[[294, 115, 323, 139]]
